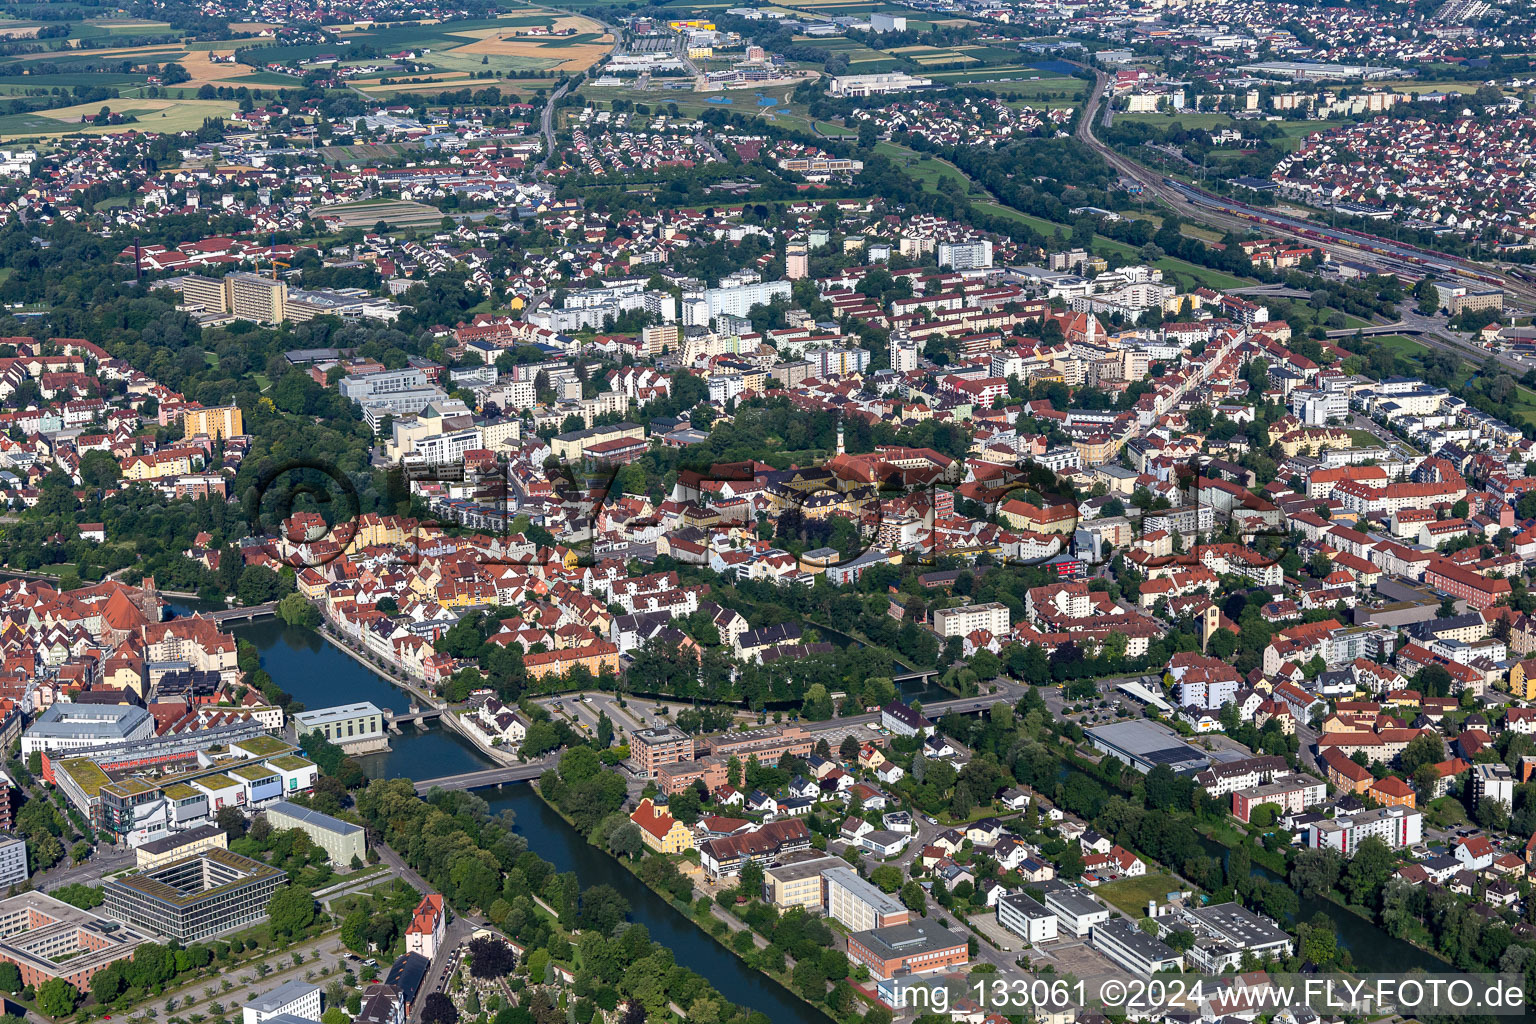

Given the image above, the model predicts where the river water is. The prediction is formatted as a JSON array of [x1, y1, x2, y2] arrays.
[[213, 609, 1442, 1001], [221, 614, 831, 1024], [1194, 836, 1447, 972]]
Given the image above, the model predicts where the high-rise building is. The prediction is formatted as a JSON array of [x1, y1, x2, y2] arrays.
[[786, 243, 809, 280], [179, 275, 228, 314], [181, 404, 244, 440], [936, 239, 993, 270], [889, 336, 919, 373], [225, 273, 287, 324]]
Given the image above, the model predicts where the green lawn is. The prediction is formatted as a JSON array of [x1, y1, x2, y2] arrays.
[[1425, 796, 1468, 829], [1094, 872, 1184, 917]]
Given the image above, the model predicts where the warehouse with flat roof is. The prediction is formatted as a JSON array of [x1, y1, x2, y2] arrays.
[[1086, 721, 1212, 775]]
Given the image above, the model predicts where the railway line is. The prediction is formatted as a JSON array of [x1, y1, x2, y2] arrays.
[[1071, 68, 1536, 307]]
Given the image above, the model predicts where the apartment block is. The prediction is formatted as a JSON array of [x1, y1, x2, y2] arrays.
[[181, 404, 244, 440], [1231, 773, 1327, 822], [931, 601, 1011, 638], [1306, 806, 1422, 853]]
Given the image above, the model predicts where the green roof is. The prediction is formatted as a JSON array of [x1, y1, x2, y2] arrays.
[[195, 773, 241, 791], [59, 758, 111, 797], [102, 778, 159, 798], [162, 783, 201, 801], [233, 735, 292, 757], [229, 764, 278, 782], [268, 755, 315, 772], [109, 849, 282, 908]]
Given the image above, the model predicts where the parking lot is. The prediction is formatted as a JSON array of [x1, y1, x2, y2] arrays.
[[1033, 935, 1126, 986]]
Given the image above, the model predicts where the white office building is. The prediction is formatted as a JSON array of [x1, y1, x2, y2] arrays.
[[243, 981, 322, 1024], [1091, 917, 1183, 974], [1043, 886, 1109, 937], [828, 73, 933, 97], [996, 893, 1058, 945], [22, 704, 157, 756]]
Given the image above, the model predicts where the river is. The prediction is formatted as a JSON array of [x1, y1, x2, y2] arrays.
[[215, 609, 1440, 1000], [219, 613, 832, 1024], [1194, 836, 1448, 972]]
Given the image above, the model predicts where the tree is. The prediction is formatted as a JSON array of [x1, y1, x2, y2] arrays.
[[1400, 733, 1445, 776], [1343, 837, 1393, 904], [276, 592, 319, 628], [0, 962, 19, 992], [216, 805, 247, 839], [36, 979, 78, 1018], [420, 993, 458, 1024], [89, 968, 122, 1005], [322, 1010, 350, 1024], [899, 881, 926, 915], [869, 865, 903, 893], [267, 885, 316, 939], [467, 937, 518, 979], [838, 735, 860, 762]]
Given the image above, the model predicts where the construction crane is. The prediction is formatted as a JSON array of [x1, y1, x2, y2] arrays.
[[267, 231, 289, 281]]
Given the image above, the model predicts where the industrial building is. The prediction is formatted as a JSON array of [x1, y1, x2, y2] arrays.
[[1085, 721, 1213, 775]]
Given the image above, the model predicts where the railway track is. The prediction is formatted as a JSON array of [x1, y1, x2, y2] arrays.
[[1070, 68, 1536, 307]]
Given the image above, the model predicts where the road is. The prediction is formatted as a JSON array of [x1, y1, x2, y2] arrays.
[[535, 78, 573, 173], [535, 18, 622, 173], [1070, 67, 1536, 305]]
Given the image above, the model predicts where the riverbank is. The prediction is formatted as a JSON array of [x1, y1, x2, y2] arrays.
[[312, 624, 521, 767], [483, 785, 839, 1024], [1194, 817, 1452, 970], [527, 782, 849, 1024]]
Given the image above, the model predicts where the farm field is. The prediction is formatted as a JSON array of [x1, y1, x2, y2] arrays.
[[924, 63, 1074, 85], [240, 11, 613, 75], [0, 97, 236, 140]]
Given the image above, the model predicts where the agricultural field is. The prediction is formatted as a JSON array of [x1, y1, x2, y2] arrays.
[[0, 97, 236, 141], [354, 73, 552, 99], [241, 12, 612, 75]]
